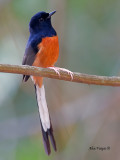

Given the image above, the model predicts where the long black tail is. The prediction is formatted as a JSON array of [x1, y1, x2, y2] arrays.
[[34, 84, 57, 155]]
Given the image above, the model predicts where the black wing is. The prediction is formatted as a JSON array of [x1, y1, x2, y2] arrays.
[[22, 44, 36, 82], [22, 34, 42, 81]]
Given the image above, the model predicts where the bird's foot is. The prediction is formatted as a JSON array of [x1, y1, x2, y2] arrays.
[[48, 67, 61, 77], [59, 68, 73, 80], [48, 67, 73, 80]]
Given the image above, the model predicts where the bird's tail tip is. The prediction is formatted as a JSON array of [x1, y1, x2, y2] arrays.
[[41, 122, 57, 155]]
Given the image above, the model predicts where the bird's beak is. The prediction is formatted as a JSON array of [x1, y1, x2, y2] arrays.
[[48, 10, 56, 18]]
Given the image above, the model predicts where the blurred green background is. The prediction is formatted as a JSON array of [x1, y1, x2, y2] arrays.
[[0, 0, 120, 160]]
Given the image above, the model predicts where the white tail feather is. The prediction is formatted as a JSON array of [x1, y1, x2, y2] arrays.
[[36, 84, 50, 131]]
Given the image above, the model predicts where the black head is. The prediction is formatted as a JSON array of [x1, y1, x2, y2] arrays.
[[29, 11, 56, 34]]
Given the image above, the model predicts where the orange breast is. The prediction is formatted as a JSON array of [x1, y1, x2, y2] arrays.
[[32, 36, 59, 87], [33, 36, 59, 68]]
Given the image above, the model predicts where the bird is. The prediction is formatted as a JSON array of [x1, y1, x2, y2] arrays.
[[22, 11, 59, 155]]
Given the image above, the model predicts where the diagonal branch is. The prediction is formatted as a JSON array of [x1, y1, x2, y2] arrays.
[[0, 64, 120, 86]]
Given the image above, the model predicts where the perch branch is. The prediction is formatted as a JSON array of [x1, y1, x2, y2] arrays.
[[0, 64, 120, 86]]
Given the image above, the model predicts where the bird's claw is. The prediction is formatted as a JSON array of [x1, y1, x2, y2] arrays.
[[48, 67, 60, 77], [48, 67, 73, 81]]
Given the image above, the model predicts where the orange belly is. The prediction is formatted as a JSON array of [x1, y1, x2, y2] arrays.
[[32, 36, 59, 87], [33, 36, 59, 68]]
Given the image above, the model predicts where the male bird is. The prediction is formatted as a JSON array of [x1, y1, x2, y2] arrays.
[[22, 11, 59, 155]]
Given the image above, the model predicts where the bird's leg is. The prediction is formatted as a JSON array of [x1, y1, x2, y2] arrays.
[[48, 66, 73, 80]]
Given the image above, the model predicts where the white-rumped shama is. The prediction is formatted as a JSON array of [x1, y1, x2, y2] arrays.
[[22, 11, 59, 155]]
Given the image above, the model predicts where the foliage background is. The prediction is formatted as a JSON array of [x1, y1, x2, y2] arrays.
[[0, 0, 120, 159]]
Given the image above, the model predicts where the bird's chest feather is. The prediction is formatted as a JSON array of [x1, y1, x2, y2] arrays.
[[33, 36, 59, 67]]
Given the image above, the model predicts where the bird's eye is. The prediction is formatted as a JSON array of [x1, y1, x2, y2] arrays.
[[39, 18, 44, 22]]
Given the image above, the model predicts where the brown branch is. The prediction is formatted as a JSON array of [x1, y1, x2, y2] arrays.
[[0, 64, 120, 86]]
